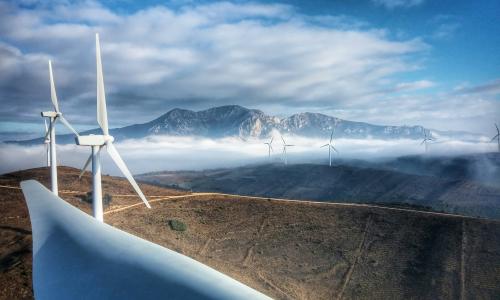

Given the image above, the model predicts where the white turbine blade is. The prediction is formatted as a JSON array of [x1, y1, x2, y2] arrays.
[[59, 115, 79, 136], [44, 117, 58, 140], [270, 136, 273, 144], [79, 153, 94, 179], [496, 123, 499, 134], [420, 140, 425, 145], [331, 145, 339, 153], [106, 142, 151, 208], [330, 130, 334, 143], [48, 60, 60, 112], [281, 135, 286, 145], [491, 134, 500, 142], [44, 119, 48, 133], [96, 33, 109, 136], [320, 144, 329, 148]]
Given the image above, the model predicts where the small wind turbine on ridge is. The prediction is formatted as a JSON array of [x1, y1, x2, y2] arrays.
[[41, 60, 80, 195], [420, 129, 435, 153], [281, 134, 294, 165], [264, 136, 273, 158], [321, 129, 338, 166], [76, 33, 151, 222]]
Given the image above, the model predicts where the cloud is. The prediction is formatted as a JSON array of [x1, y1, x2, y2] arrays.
[[0, 1, 428, 127], [0, 135, 495, 175], [371, 0, 425, 9]]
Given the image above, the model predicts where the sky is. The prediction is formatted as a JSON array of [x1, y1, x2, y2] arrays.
[[0, 0, 499, 137]]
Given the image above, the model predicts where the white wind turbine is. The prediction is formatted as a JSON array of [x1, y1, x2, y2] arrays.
[[41, 60, 80, 195], [281, 135, 294, 165], [321, 129, 338, 166], [420, 129, 435, 153], [264, 136, 273, 158], [76, 34, 151, 222], [491, 123, 500, 152]]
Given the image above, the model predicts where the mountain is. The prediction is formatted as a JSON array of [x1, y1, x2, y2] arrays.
[[8, 105, 484, 145], [138, 160, 500, 220]]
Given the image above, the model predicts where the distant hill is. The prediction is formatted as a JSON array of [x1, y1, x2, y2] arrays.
[[138, 160, 500, 220], [8, 105, 484, 145]]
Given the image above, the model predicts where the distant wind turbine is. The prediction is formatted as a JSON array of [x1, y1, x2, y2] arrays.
[[281, 135, 294, 165], [321, 129, 338, 166], [492, 123, 500, 152], [41, 60, 80, 195], [264, 136, 273, 158], [76, 34, 151, 222], [420, 130, 435, 153]]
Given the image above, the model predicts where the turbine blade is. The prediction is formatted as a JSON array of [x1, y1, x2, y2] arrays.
[[44, 119, 48, 135], [59, 115, 79, 136], [48, 60, 60, 112], [43, 117, 58, 140], [79, 153, 94, 179], [331, 145, 339, 153], [330, 130, 334, 143], [96, 33, 109, 136], [420, 140, 425, 145], [491, 134, 499, 142], [320, 144, 329, 148], [496, 123, 499, 134], [270, 136, 273, 144], [106, 142, 151, 208], [281, 135, 285, 145]]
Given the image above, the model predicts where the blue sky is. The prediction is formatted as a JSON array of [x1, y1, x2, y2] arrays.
[[0, 0, 499, 136]]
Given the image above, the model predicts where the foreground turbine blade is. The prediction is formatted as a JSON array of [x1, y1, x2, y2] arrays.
[[59, 115, 79, 136], [330, 130, 334, 143], [96, 33, 109, 136], [44, 119, 48, 134], [48, 60, 60, 112], [331, 145, 339, 153], [20, 180, 270, 300], [321, 144, 329, 148], [492, 134, 500, 142], [106, 142, 151, 208]]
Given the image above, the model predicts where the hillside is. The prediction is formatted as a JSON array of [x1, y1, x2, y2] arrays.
[[138, 162, 500, 220], [9, 105, 483, 145], [1, 167, 500, 299]]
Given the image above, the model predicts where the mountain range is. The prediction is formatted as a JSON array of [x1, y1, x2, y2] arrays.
[[8, 105, 484, 145]]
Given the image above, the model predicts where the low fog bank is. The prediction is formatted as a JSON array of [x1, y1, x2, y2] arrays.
[[0, 135, 497, 176]]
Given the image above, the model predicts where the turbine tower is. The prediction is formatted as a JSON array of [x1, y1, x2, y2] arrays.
[[264, 136, 273, 158], [76, 33, 151, 222], [420, 129, 434, 153], [281, 135, 294, 165], [321, 129, 338, 166], [43, 119, 50, 167], [492, 123, 500, 152], [41, 60, 80, 195]]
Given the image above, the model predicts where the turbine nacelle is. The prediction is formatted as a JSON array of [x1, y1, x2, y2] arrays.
[[75, 134, 114, 146], [41, 111, 58, 118]]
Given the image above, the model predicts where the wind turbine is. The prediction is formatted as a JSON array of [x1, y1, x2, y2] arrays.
[[281, 135, 294, 165], [76, 33, 151, 222], [41, 60, 80, 195], [264, 136, 273, 158], [491, 123, 500, 152], [321, 129, 338, 166], [420, 129, 435, 153], [43, 119, 50, 167]]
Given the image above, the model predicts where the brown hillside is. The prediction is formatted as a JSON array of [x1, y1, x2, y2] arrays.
[[1, 167, 499, 299]]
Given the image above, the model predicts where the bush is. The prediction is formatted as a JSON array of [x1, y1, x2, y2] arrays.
[[81, 191, 113, 207], [168, 219, 187, 232]]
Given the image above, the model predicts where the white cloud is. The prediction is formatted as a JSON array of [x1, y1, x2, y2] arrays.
[[372, 0, 425, 9], [0, 136, 495, 175]]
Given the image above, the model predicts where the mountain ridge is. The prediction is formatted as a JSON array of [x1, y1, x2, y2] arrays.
[[8, 105, 484, 145]]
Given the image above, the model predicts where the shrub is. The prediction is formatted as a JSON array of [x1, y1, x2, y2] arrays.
[[168, 219, 187, 232], [81, 191, 112, 207]]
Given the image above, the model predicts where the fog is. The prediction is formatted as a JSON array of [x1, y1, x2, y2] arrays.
[[0, 135, 496, 175]]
